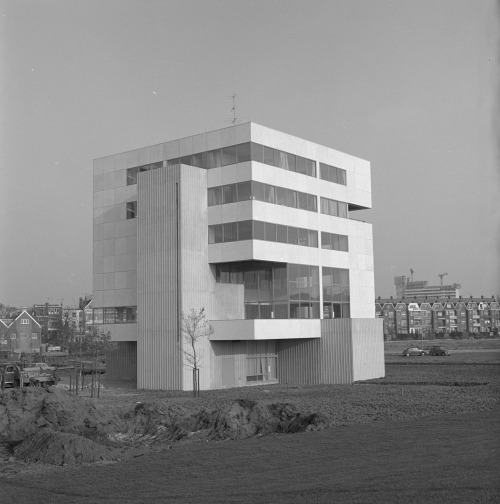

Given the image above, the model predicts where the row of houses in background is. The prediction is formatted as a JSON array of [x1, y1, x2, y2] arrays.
[[376, 296, 500, 339], [0, 297, 94, 355]]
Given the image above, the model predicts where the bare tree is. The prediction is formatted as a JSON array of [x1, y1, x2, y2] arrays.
[[181, 307, 213, 396]]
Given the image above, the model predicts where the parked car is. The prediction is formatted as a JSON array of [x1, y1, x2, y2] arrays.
[[402, 347, 427, 357], [429, 346, 450, 356], [26, 362, 56, 372]]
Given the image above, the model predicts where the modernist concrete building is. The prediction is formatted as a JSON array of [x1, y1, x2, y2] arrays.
[[93, 123, 384, 390]]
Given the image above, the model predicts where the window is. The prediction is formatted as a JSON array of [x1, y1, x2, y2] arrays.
[[222, 184, 236, 204], [264, 184, 275, 204], [238, 220, 253, 241], [126, 306, 137, 322], [31, 333, 38, 339], [275, 187, 287, 206], [277, 224, 287, 243], [126, 201, 137, 219], [10, 333, 16, 339], [252, 181, 265, 202], [236, 181, 251, 201], [264, 222, 277, 242], [221, 145, 237, 166], [297, 192, 308, 210], [253, 220, 265, 241], [321, 232, 348, 252], [20, 333, 28, 338], [127, 167, 138, 185], [223, 222, 238, 242], [320, 197, 348, 219], [20, 319, 29, 325], [286, 189, 297, 208], [208, 186, 222, 206], [322, 267, 350, 319], [207, 149, 222, 168], [287, 226, 298, 245], [236, 143, 251, 163]]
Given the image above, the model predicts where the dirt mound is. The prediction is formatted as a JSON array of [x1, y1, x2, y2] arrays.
[[13, 430, 122, 466], [124, 399, 330, 444], [0, 387, 114, 443], [1, 389, 330, 467]]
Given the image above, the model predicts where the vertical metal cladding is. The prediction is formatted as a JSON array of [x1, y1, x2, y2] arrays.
[[277, 320, 355, 385], [105, 342, 137, 381], [178, 165, 212, 391], [319, 319, 355, 384], [277, 338, 322, 385], [137, 166, 182, 390], [351, 318, 385, 381]]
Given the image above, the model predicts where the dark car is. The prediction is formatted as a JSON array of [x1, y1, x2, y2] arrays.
[[402, 347, 427, 357], [429, 346, 450, 356]]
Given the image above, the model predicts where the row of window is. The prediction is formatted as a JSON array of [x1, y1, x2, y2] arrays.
[[321, 232, 349, 252], [126, 195, 348, 224], [319, 163, 347, 185], [2, 333, 39, 339], [125, 142, 341, 184], [208, 220, 319, 248], [92, 306, 137, 324], [320, 197, 348, 218], [167, 142, 318, 178], [208, 181, 318, 213]]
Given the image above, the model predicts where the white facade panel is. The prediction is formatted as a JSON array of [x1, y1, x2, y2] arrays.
[[211, 319, 321, 341]]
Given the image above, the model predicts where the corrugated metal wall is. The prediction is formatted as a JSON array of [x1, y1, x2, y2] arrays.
[[319, 319, 355, 384], [179, 166, 212, 391], [351, 318, 385, 381], [137, 167, 182, 390], [106, 341, 137, 382], [277, 320, 354, 385]]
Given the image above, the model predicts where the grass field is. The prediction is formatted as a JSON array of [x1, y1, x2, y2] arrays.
[[1, 346, 499, 504]]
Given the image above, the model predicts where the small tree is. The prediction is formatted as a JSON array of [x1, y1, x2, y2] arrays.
[[181, 307, 213, 396]]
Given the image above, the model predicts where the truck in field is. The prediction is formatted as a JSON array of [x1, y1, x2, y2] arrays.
[[0, 362, 59, 388]]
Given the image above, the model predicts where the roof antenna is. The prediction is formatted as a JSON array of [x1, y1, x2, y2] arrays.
[[231, 74, 237, 125], [227, 74, 247, 126]]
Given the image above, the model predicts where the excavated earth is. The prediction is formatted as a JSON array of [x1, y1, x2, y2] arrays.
[[0, 387, 329, 471]]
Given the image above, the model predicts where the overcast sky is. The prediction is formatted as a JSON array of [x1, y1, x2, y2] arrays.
[[1, 0, 498, 307]]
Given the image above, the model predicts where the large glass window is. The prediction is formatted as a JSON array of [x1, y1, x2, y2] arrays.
[[237, 181, 251, 201], [320, 197, 349, 219], [322, 267, 350, 319], [238, 220, 252, 241], [321, 231, 348, 252], [319, 162, 347, 186], [223, 184, 236, 204], [216, 261, 320, 320], [221, 145, 237, 166], [236, 143, 251, 163]]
